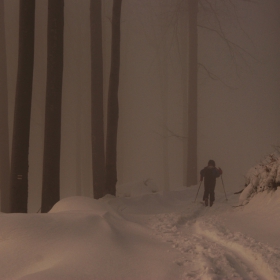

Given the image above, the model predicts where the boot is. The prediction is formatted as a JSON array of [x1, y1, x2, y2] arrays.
[[204, 199, 208, 206], [210, 201, 214, 207]]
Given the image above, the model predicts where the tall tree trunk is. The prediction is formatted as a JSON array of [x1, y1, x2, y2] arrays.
[[75, 94, 82, 196], [90, 0, 106, 199], [179, 0, 189, 187], [159, 63, 170, 191], [158, 1, 171, 191], [186, 0, 198, 186], [41, 0, 64, 213], [0, 0, 10, 212], [10, 0, 35, 213], [105, 0, 122, 196]]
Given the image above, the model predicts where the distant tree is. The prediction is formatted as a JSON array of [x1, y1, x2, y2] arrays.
[[10, 0, 36, 213], [41, 0, 64, 213], [186, 0, 198, 186], [0, 0, 10, 212], [90, 0, 106, 199], [158, 0, 171, 191], [105, 0, 122, 196], [182, 0, 254, 186]]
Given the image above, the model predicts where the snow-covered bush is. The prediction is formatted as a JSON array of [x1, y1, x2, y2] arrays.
[[239, 153, 280, 205]]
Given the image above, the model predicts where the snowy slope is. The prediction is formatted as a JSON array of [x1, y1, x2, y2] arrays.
[[0, 186, 280, 279]]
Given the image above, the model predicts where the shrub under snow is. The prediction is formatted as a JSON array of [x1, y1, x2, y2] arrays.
[[239, 153, 280, 205]]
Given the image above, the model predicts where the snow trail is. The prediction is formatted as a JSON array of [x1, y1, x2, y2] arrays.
[[147, 204, 280, 280], [196, 218, 280, 280], [1, 187, 280, 279]]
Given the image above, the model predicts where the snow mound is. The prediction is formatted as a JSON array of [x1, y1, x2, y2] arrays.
[[239, 183, 254, 205], [0, 195, 180, 280], [116, 178, 158, 197], [49, 196, 111, 215], [241, 188, 280, 214], [1, 188, 280, 279]]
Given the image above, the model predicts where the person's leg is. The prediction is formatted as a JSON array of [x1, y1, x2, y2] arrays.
[[203, 185, 210, 206], [209, 185, 215, 207]]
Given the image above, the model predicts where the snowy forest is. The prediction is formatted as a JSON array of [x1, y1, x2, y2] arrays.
[[1, 0, 280, 279], [1, 0, 279, 213]]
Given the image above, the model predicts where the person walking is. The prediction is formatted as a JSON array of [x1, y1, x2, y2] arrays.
[[200, 160, 222, 207]]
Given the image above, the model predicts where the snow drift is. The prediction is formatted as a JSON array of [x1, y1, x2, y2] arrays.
[[0, 195, 180, 280], [1, 182, 280, 279]]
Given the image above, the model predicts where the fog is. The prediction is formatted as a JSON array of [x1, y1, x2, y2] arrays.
[[3, 0, 280, 212]]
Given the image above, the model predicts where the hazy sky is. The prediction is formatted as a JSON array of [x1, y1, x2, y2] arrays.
[[4, 0, 280, 211]]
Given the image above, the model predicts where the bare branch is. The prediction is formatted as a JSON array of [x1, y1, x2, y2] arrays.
[[198, 63, 238, 90], [165, 127, 186, 139], [153, 125, 186, 140], [203, 0, 235, 58], [227, 0, 255, 45], [197, 24, 259, 63]]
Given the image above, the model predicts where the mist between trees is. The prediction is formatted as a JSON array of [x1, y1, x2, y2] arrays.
[[1, 0, 280, 212]]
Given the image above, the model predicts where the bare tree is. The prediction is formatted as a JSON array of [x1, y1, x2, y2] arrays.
[[186, 0, 198, 186], [0, 0, 10, 212], [90, 0, 106, 199], [180, 0, 254, 186], [106, 0, 122, 196], [41, 0, 64, 213], [10, 0, 35, 213]]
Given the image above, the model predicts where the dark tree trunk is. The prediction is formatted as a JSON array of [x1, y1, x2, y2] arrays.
[[105, 0, 122, 196], [10, 0, 35, 213], [41, 0, 64, 213], [0, 0, 11, 212], [90, 0, 106, 199], [186, 0, 198, 186]]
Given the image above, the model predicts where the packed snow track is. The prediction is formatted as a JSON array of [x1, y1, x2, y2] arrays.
[[147, 210, 280, 280], [115, 188, 280, 280]]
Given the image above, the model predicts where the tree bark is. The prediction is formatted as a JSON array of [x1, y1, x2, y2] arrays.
[[10, 0, 35, 213], [41, 0, 64, 213], [186, 0, 198, 186], [90, 0, 106, 199], [105, 0, 122, 196], [0, 0, 10, 212]]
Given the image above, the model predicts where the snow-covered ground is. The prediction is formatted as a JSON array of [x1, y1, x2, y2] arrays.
[[1, 184, 280, 280]]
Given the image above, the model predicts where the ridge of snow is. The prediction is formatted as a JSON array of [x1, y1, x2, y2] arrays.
[[1, 185, 280, 279]]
